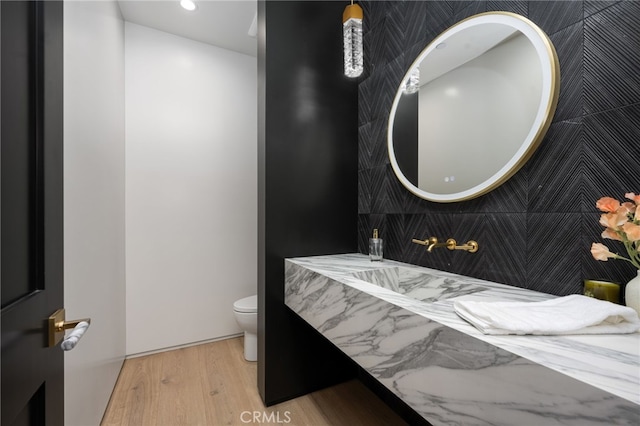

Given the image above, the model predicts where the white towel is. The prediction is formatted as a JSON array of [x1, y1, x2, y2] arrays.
[[453, 295, 640, 335]]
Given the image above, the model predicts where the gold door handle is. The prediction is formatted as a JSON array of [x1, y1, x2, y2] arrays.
[[48, 308, 91, 348]]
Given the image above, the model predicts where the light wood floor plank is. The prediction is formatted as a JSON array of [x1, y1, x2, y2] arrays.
[[102, 351, 163, 425], [155, 346, 209, 425], [102, 337, 407, 425]]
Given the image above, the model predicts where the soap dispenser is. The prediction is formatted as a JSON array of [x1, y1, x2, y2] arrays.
[[369, 229, 383, 261]]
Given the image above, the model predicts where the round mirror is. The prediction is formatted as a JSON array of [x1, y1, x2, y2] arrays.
[[388, 12, 560, 203]]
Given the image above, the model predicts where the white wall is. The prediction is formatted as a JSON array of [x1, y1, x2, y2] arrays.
[[125, 23, 257, 355], [63, 1, 126, 425]]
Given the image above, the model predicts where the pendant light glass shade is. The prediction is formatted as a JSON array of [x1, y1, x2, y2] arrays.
[[404, 68, 420, 94], [343, 3, 363, 78]]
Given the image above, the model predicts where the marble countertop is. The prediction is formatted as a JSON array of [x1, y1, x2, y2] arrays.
[[285, 254, 640, 425]]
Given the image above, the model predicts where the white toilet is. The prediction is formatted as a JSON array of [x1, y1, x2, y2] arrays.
[[233, 294, 257, 361]]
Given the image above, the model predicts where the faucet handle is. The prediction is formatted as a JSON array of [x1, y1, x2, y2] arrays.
[[411, 238, 428, 246], [411, 237, 438, 246], [412, 237, 449, 252], [445, 238, 479, 253]]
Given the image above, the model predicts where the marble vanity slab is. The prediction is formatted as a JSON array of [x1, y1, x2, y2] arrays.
[[284, 254, 640, 426]]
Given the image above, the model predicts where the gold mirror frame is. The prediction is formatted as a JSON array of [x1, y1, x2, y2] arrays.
[[388, 12, 560, 203]]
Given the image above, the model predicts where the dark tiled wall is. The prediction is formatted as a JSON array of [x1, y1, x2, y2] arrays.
[[358, 0, 640, 296]]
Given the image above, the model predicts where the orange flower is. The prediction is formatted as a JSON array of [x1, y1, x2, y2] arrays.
[[619, 202, 636, 215], [596, 196, 621, 212], [592, 193, 640, 269], [622, 222, 640, 242], [601, 228, 622, 241], [625, 192, 640, 204], [599, 212, 627, 229], [591, 243, 616, 261]]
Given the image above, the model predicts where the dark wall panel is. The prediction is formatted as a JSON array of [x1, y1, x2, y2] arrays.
[[258, 1, 359, 405], [358, 0, 640, 298]]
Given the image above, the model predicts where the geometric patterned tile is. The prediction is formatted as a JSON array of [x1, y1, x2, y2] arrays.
[[358, 82, 372, 126], [374, 60, 404, 124], [370, 165, 389, 214], [487, 0, 528, 16], [358, 169, 371, 214], [527, 213, 582, 295], [550, 21, 583, 122], [358, 122, 373, 170], [365, 19, 391, 73], [358, 214, 371, 254], [584, 1, 640, 114], [452, 1, 478, 16], [385, 56, 408, 101], [361, 0, 392, 32], [529, 0, 583, 35], [402, 1, 427, 52], [424, 1, 455, 41], [369, 116, 389, 168], [584, 0, 621, 18], [361, 1, 374, 33], [459, 167, 528, 214], [527, 119, 583, 213], [385, 213, 406, 261], [358, 0, 640, 299], [385, 10, 405, 62], [453, 0, 487, 23], [403, 187, 452, 215], [386, 164, 408, 214], [367, 71, 394, 122], [481, 213, 527, 287], [582, 104, 640, 212]]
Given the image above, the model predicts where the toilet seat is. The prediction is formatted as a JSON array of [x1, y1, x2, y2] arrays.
[[233, 295, 257, 313]]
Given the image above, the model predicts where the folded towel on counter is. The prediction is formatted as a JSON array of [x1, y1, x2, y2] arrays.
[[453, 295, 640, 335]]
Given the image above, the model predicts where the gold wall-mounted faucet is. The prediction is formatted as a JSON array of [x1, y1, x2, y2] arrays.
[[411, 236, 438, 251], [411, 237, 479, 253]]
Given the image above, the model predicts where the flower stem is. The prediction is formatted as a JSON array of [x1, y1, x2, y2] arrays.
[[613, 252, 640, 269]]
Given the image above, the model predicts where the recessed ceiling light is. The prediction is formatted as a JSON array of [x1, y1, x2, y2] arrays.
[[180, 0, 197, 11]]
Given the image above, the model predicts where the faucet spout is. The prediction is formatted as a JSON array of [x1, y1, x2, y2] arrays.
[[411, 236, 439, 250], [426, 237, 447, 252]]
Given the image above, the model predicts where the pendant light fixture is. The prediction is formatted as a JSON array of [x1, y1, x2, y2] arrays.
[[404, 68, 420, 94], [343, 1, 363, 78]]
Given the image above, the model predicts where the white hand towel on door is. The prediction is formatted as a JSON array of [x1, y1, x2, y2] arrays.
[[453, 294, 640, 335]]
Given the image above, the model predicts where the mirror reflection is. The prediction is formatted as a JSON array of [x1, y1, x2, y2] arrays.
[[388, 12, 560, 202]]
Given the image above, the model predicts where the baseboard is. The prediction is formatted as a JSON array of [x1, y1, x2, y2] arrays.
[[125, 333, 244, 359]]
